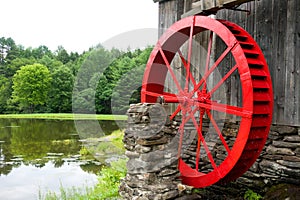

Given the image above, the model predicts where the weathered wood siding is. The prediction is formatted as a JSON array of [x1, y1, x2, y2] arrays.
[[155, 0, 300, 126], [157, 0, 185, 36], [216, 0, 300, 126]]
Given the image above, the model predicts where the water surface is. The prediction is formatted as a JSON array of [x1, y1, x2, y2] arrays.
[[0, 118, 123, 199]]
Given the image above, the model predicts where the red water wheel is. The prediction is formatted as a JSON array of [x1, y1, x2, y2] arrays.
[[141, 16, 273, 188]]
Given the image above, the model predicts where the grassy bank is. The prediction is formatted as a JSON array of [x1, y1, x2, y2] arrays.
[[40, 129, 127, 200], [0, 113, 127, 121]]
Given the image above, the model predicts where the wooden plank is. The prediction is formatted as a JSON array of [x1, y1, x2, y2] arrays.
[[153, 0, 170, 3], [296, 0, 300, 125], [244, 1, 255, 36], [272, 0, 288, 124], [182, 0, 254, 18], [184, 0, 195, 13], [158, 0, 181, 37], [283, 0, 298, 125]]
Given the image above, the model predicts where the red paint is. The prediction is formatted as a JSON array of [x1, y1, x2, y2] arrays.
[[141, 16, 273, 188]]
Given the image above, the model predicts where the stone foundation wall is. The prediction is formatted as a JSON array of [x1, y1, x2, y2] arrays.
[[232, 124, 300, 188], [119, 103, 300, 199], [119, 103, 200, 199]]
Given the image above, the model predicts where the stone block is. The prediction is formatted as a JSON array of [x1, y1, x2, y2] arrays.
[[262, 154, 283, 160], [135, 144, 152, 153], [283, 135, 300, 142], [137, 136, 169, 146], [260, 160, 287, 176], [266, 145, 295, 155], [125, 151, 140, 158], [282, 155, 300, 162], [271, 125, 298, 134], [272, 141, 300, 149], [162, 190, 179, 199], [158, 168, 178, 177], [277, 160, 300, 169]]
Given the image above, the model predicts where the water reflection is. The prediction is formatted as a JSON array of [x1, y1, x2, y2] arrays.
[[0, 118, 123, 199], [1, 162, 98, 200]]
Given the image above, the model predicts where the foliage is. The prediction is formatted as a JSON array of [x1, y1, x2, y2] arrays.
[[48, 66, 74, 113], [244, 189, 262, 200], [96, 47, 152, 114], [86, 129, 125, 158], [79, 146, 90, 157], [0, 75, 10, 113], [12, 63, 52, 112], [39, 185, 92, 200], [88, 158, 127, 200], [0, 36, 152, 114]]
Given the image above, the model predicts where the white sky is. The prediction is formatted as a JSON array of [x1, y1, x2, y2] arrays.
[[1, 0, 158, 53]]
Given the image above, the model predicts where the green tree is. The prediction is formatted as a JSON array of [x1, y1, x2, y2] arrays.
[[95, 47, 152, 114], [12, 63, 52, 113], [72, 88, 96, 113], [74, 46, 113, 91], [32, 45, 53, 59], [48, 66, 74, 113], [0, 75, 10, 113], [95, 75, 111, 113], [0, 37, 20, 63], [38, 55, 63, 72], [55, 46, 70, 64], [4, 57, 36, 77], [72, 46, 113, 114]]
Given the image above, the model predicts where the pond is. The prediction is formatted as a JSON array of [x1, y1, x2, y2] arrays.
[[0, 118, 125, 200]]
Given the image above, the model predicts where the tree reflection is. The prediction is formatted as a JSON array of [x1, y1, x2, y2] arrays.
[[0, 119, 106, 175]]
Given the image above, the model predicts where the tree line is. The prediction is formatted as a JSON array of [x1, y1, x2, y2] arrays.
[[0, 37, 152, 114]]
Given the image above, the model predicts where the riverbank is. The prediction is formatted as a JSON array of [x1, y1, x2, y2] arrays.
[[40, 129, 127, 200], [0, 113, 127, 120]]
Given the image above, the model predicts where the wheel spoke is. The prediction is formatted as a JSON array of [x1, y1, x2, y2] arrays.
[[170, 105, 181, 120], [177, 107, 199, 159], [185, 17, 195, 92], [206, 110, 231, 154], [197, 101, 252, 118], [178, 50, 196, 87], [157, 42, 184, 94], [190, 115, 218, 170], [190, 43, 237, 97], [195, 109, 205, 171], [203, 31, 214, 93], [207, 64, 239, 97], [177, 110, 189, 159], [204, 31, 214, 74], [143, 91, 179, 103]]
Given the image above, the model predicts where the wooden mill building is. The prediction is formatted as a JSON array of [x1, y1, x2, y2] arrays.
[[153, 0, 300, 126]]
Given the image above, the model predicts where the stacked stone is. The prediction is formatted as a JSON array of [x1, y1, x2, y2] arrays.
[[119, 103, 300, 198], [207, 125, 300, 197], [253, 125, 300, 184], [180, 121, 300, 191], [119, 103, 198, 200]]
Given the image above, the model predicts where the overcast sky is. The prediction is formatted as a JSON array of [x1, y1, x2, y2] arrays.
[[1, 0, 158, 53]]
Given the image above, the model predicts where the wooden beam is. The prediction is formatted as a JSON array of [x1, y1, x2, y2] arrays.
[[153, 0, 170, 3], [182, 0, 254, 18]]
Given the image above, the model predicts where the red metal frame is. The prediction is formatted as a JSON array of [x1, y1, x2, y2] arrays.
[[141, 16, 273, 188]]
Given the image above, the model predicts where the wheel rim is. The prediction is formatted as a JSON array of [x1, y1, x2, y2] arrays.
[[141, 16, 273, 188]]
